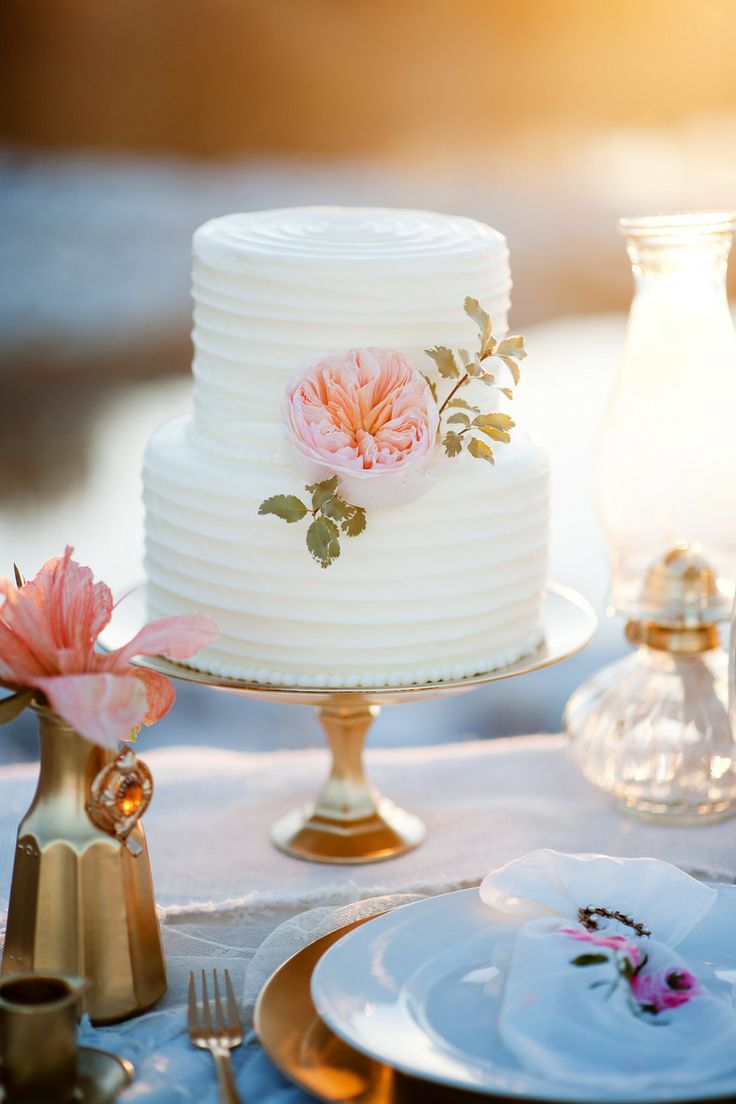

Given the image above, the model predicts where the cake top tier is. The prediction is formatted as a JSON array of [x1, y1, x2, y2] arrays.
[[194, 206, 507, 269], [190, 206, 512, 459]]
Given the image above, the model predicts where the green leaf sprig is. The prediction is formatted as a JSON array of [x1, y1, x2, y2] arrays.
[[258, 475, 366, 569], [570, 945, 663, 1020], [424, 296, 527, 466]]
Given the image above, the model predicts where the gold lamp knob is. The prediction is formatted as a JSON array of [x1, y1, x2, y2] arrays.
[[625, 543, 730, 654]]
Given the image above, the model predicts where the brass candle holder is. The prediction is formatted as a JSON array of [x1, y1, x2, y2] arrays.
[[102, 582, 594, 865], [0, 971, 134, 1100], [0, 972, 85, 1099]]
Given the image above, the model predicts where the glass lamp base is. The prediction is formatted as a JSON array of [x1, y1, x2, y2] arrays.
[[614, 793, 736, 825], [565, 646, 736, 825]]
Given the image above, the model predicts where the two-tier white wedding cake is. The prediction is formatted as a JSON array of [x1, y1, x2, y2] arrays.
[[143, 207, 549, 686]]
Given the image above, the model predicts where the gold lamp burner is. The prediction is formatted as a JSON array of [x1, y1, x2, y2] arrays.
[[625, 543, 731, 655]]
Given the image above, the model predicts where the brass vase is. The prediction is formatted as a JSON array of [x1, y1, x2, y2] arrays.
[[1, 707, 166, 1023]]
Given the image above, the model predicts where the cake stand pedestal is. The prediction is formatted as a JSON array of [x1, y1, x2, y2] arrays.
[[102, 582, 595, 864], [270, 700, 423, 863]]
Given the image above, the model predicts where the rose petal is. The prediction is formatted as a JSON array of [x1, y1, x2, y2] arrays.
[[283, 348, 440, 510], [33, 673, 148, 749], [338, 461, 439, 510], [286, 417, 439, 509], [134, 668, 176, 726]]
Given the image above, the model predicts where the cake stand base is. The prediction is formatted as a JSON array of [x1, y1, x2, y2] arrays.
[[101, 582, 595, 864], [270, 702, 425, 863], [271, 796, 426, 864]]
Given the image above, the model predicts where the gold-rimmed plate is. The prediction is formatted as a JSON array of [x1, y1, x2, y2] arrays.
[[254, 916, 489, 1104], [255, 901, 736, 1104]]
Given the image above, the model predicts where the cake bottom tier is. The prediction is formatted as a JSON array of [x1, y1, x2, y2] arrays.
[[143, 418, 550, 687]]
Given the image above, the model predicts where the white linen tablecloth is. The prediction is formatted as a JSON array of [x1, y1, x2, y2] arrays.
[[1, 734, 735, 1102]]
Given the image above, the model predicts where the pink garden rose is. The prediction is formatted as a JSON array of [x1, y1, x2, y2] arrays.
[[630, 968, 701, 1012], [284, 348, 440, 509], [0, 547, 218, 749]]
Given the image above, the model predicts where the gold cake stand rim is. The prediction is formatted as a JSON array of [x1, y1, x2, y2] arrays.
[[100, 580, 596, 703]]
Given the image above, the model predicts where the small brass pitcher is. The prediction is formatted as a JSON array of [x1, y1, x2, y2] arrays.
[[0, 972, 84, 1101]]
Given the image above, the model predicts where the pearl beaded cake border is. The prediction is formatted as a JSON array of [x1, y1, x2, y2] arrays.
[[163, 627, 545, 690]]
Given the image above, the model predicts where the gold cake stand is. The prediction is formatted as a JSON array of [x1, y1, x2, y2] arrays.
[[102, 582, 595, 865]]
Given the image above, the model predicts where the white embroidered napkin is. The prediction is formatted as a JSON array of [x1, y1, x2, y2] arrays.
[[480, 851, 736, 1091]]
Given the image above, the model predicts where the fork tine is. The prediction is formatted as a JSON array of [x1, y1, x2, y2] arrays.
[[212, 970, 227, 1034], [223, 969, 240, 1032], [187, 972, 199, 1034], [200, 969, 214, 1036]]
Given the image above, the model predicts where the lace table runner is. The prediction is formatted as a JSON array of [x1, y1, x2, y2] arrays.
[[0, 734, 734, 1102]]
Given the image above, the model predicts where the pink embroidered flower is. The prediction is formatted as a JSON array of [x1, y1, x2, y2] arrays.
[[561, 927, 641, 967], [284, 348, 440, 509], [630, 968, 701, 1012], [0, 548, 218, 749]]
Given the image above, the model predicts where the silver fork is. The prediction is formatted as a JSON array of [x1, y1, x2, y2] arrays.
[[188, 969, 243, 1103]]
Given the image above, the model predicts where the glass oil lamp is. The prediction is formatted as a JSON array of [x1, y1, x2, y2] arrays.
[[596, 212, 736, 613], [567, 211, 736, 821]]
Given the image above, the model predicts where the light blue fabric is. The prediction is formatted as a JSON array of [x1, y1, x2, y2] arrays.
[[79, 1018, 302, 1103]]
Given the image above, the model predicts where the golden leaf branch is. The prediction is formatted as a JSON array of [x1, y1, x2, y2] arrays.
[[438, 373, 473, 418], [426, 296, 526, 466]]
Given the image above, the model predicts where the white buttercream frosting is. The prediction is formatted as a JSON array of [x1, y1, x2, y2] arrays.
[[143, 206, 549, 687], [191, 207, 511, 458]]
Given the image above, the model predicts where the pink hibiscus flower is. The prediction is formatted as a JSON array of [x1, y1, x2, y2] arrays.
[[0, 547, 217, 748]]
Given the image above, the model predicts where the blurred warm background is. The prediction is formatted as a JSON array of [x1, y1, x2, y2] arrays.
[[2, 0, 736, 755]]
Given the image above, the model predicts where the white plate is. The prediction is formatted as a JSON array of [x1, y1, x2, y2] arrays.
[[311, 884, 736, 1102]]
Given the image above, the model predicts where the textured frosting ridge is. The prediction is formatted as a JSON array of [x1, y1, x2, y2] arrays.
[[143, 205, 549, 688], [193, 205, 508, 262]]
